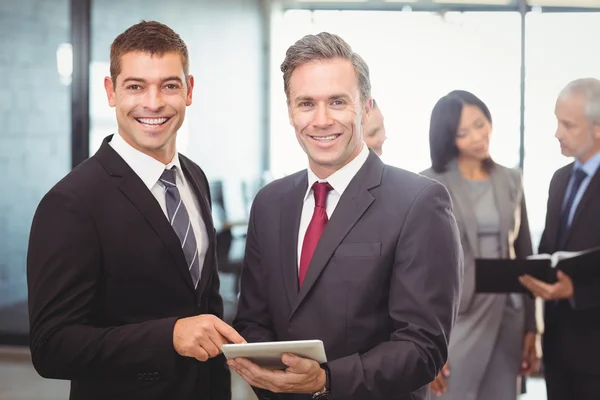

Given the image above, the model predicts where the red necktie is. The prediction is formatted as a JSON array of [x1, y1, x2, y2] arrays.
[[299, 182, 333, 288]]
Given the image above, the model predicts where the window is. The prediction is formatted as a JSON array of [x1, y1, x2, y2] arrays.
[[0, 0, 71, 340]]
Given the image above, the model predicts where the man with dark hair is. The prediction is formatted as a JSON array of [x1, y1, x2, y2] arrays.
[[230, 32, 463, 400], [27, 21, 244, 400], [363, 98, 387, 156]]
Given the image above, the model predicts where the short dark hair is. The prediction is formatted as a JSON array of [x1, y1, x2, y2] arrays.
[[110, 20, 189, 86], [428, 90, 494, 173]]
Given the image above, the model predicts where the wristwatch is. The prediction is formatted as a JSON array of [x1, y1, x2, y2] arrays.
[[312, 364, 331, 399]]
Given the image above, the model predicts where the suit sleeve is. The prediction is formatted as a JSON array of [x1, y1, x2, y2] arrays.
[[572, 280, 600, 310], [233, 198, 276, 343], [27, 188, 182, 380], [572, 267, 600, 310], [326, 182, 463, 399], [512, 174, 538, 333]]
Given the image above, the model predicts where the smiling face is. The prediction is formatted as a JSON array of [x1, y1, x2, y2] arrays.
[[104, 51, 193, 164], [287, 58, 370, 179]]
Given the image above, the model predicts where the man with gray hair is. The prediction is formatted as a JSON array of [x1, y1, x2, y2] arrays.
[[519, 77, 600, 400], [230, 32, 463, 400]]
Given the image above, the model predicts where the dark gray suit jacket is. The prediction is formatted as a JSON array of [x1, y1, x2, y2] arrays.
[[539, 162, 600, 375], [234, 151, 463, 400]]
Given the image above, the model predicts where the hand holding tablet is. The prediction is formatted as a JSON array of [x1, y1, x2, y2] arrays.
[[225, 340, 329, 395], [222, 339, 327, 370]]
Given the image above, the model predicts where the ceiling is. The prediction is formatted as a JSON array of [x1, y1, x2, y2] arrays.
[[278, 0, 600, 11]]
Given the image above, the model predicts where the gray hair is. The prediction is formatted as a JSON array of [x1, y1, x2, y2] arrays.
[[559, 77, 600, 123], [280, 32, 371, 104]]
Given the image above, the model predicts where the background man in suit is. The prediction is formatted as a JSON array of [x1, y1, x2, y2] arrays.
[[229, 32, 463, 400], [519, 78, 600, 400], [363, 98, 387, 156], [27, 21, 244, 400]]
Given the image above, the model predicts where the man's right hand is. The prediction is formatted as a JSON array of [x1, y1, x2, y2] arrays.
[[430, 362, 450, 397], [173, 315, 246, 362]]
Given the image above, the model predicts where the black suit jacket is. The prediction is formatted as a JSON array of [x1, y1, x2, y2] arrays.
[[234, 152, 463, 400], [538, 162, 600, 374], [26, 135, 230, 400]]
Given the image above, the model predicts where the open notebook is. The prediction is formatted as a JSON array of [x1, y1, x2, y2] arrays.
[[527, 248, 594, 267], [475, 246, 600, 294]]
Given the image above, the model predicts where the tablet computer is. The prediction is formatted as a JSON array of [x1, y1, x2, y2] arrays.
[[222, 339, 327, 370]]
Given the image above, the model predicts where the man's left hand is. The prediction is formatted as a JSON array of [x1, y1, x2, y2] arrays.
[[227, 353, 326, 394], [519, 270, 574, 300]]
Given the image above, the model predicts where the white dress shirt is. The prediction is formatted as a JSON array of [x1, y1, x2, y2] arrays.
[[297, 143, 370, 270], [110, 133, 208, 278]]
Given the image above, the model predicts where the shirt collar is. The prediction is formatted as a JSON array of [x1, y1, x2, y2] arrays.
[[109, 132, 183, 190], [304, 142, 370, 201], [574, 150, 600, 179]]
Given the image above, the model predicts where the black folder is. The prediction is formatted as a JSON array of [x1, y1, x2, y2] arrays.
[[475, 246, 600, 294]]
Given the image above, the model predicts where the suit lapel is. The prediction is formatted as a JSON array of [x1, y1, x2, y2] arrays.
[[280, 173, 307, 310], [95, 136, 195, 291], [180, 156, 216, 298], [291, 152, 381, 317], [444, 162, 480, 258], [489, 168, 513, 258], [567, 164, 600, 246]]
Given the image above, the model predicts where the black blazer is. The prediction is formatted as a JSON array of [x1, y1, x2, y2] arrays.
[[234, 151, 463, 400], [27, 135, 229, 400], [538, 162, 600, 374]]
